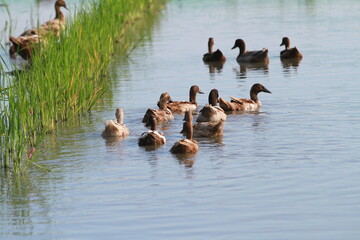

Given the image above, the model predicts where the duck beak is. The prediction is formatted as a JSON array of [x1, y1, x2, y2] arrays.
[[263, 87, 272, 94], [280, 42, 284, 46], [199, 90, 204, 94], [231, 45, 236, 50], [64, 5, 69, 10]]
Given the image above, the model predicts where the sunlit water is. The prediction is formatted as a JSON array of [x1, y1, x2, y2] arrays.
[[1, 0, 360, 239]]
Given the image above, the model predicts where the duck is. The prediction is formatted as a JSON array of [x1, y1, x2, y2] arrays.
[[280, 37, 303, 59], [102, 108, 130, 137], [9, 34, 43, 60], [166, 85, 204, 113], [196, 89, 227, 123], [142, 92, 174, 127], [170, 111, 198, 154], [232, 39, 268, 63], [219, 83, 271, 112], [203, 38, 226, 62], [181, 112, 224, 138], [20, 0, 68, 38], [138, 116, 166, 146]]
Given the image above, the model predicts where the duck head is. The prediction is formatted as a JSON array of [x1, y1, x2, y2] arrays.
[[158, 92, 172, 110], [115, 108, 124, 124], [9, 45, 17, 59], [208, 89, 219, 106], [232, 39, 246, 55], [189, 85, 204, 104], [280, 37, 290, 49], [56, 0, 68, 10], [250, 83, 272, 102]]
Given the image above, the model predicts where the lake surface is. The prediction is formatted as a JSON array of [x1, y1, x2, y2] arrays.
[[1, 0, 360, 239]]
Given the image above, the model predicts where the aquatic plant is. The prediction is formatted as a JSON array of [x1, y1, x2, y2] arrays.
[[0, 0, 165, 170]]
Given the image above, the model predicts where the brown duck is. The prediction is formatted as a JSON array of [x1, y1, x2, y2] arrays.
[[170, 111, 198, 154], [138, 116, 166, 146], [203, 38, 226, 62], [142, 92, 174, 127], [280, 37, 303, 59], [232, 39, 268, 63], [166, 85, 204, 113], [219, 83, 271, 112], [196, 89, 227, 123]]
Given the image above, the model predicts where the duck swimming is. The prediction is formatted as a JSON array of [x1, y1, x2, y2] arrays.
[[232, 39, 268, 63], [138, 116, 166, 146], [219, 83, 271, 112], [170, 111, 198, 154], [102, 108, 130, 137], [280, 37, 303, 59], [142, 92, 174, 127], [196, 89, 227, 123], [203, 38, 226, 62], [166, 85, 204, 113], [181, 111, 224, 138]]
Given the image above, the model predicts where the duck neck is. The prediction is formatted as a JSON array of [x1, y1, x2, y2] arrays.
[[55, 6, 64, 21], [208, 39, 213, 54], [116, 113, 123, 124], [208, 91, 218, 106], [159, 100, 167, 111], [185, 113, 193, 140], [150, 119, 156, 131], [189, 90, 197, 104], [250, 89, 259, 102]]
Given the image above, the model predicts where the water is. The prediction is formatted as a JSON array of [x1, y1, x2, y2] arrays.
[[1, 0, 360, 239]]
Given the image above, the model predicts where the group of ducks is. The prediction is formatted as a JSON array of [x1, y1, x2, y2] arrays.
[[203, 36, 303, 63], [101, 36, 304, 154], [101, 83, 272, 154], [8, 0, 68, 60]]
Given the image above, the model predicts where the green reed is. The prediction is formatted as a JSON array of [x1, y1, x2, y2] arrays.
[[0, 0, 165, 170]]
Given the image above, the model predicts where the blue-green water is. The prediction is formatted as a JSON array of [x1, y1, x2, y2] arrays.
[[1, 0, 360, 239]]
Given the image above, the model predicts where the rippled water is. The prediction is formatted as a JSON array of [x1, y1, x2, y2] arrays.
[[1, 0, 360, 239]]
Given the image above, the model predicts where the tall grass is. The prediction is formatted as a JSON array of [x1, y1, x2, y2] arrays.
[[0, 0, 165, 170]]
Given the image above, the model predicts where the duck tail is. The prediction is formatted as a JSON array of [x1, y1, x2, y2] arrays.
[[219, 97, 232, 111]]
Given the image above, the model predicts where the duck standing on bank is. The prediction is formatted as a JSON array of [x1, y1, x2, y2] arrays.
[[196, 89, 227, 123], [165, 85, 204, 113], [202, 38, 226, 62], [280, 37, 303, 59], [102, 108, 130, 137], [219, 83, 271, 112], [171, 111, 198, 154], [138, 116, 166, 146], [142, 92, 174, 127], [232, 39, 268, 63]]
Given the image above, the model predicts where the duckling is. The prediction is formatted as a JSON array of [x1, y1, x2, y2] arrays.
[[9, 34, 43, 60], [280, 37, 303, 59], [203, 38, 226, 62], [142, 92, 174, 127], [232, 39, 268, 63], [219, 83, 271, 112], [196, 89, 227, 123], [181, 111, 224, 138], [170, 111, 198, 154], [166, 85, 204, 113], [138, 116, 166, 146], [102, 108, 130, 137]]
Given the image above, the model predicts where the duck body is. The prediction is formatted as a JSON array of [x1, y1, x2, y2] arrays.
[[202, 38, 226, 62], [171, 111, 198, 154], [232, 39, 268, 63], [138, 130, 166, 146], [38, 0, 67, 37], [166, 85, 204, 113], [143, 92, 174, 126], [219, 83, 271, 112], [280, 37, 303, 59], [9, 35, 42, 60], [139, 116, 166, 146], [196, 89, 227, 123], [182, 120, 224, 138], [102, 108, 129, 137]]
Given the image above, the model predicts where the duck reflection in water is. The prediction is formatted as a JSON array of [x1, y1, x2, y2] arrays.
[[233, 61, 269, 79], [204, 61, 224, 73], [281, 58, 302, 76]]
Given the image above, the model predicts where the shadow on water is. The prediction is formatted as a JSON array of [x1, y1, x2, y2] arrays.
[[204, 61, 224, 74], [281, 58, 302, 77], [233, 61, 269, 79]]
